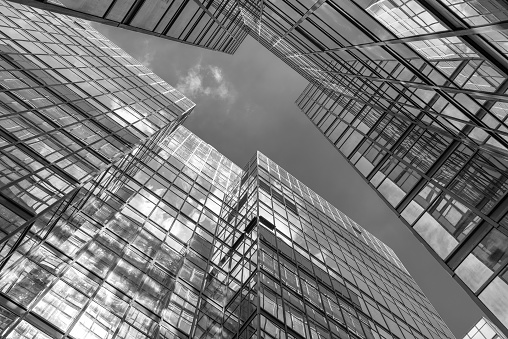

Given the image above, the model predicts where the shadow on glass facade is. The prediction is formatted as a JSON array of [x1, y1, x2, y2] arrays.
[[6, 0, 248, 54], [0, 124, 456, 339]]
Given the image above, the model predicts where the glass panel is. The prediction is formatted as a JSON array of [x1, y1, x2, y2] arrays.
[[456, 228, 508, 292], [413, 212, 459, 258], [365, 0, 446, 37], [479, 271, 508, 328], [57, 0, 114, 17]]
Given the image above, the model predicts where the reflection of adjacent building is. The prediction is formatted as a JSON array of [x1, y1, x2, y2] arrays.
[[0, 125, 457, 339], [3, 0, 507, 334], [297, 78, 508, 334], [0, 0, 193, 277], [5, 0, 508, 332], [196, 149, 459, 339], [247, 151, 456, 339], [230, 0, 508, 333], [236, 0, 508, 152], [0, 125, 243, 338]]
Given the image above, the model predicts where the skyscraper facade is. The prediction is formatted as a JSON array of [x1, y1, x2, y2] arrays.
[[0, 0, 193, 280], [0, 123, 456, 339], [292, 21, 508, 338], [237, 0, 508, 152], [464, 318, 507, 339], [6, 0, 248, 54], [235, 0, 508, 334], [2, 0, 507, 335]]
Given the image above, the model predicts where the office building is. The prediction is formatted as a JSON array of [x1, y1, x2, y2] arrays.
[[237, 0, 508, 334], [0, 0, 194, 273], [0, 123, 455, 339], [295, 36, 508, 336], [6, 0, 248, 54], [464, 318, 506, 339], [1, 0, 506, 335], [237, 0, 508, 149]]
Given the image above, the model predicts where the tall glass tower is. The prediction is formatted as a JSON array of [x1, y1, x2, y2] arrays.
[[293, 24, 508, 339], [3, 0, 508, 335], [6, 0, 248, 54], [234, 0, 508, 333], [236, 0, 508, 151], [0, 124, 456, 339], [0, 0, 194, 281]]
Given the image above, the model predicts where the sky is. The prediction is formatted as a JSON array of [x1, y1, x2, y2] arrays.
[[94, 24, 483, 336]]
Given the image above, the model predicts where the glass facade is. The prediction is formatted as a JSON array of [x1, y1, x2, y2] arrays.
[[297, 78, 508, 334], [220, 150, 455, 339], [0, 124, 455, 339], [2, 0, 507, 335], [464, 318, 507, 339], [0, 0, 194, 293], [232, 0, 508, 334], [6, 0, 248, 54]]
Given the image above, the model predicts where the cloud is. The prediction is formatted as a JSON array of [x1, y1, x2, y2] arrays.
[[209, 65, 223, 82], [176, 63, 236, 103], [139, 50, 155, 68], [177, 64, 203, 97], [133, 39, 156, 69]]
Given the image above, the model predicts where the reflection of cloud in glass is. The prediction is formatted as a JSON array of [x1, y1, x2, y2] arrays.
[[413, 212, 458, 258], [129, 194, 155, 217], [378, 178, 405, 207], [401, 201, 425, 225], [170, 219, 193, 243], [149, 205, 175, 231], [455, 254, 492, 292], [480, 277, 508, 328]]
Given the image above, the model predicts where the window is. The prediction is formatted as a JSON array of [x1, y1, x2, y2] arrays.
[[456, 228, 508, 292]]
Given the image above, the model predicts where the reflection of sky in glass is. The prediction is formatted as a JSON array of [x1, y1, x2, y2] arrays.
[[254, 150, 454, 339], [0, 0, 193, 224], [479, 279, 508, 333], [0, 122, 459, 339], [257, 151, 410, 272]]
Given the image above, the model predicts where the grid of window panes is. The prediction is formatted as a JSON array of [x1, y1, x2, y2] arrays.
[[0, 125, 243, 339], [464, 318, 507, 339], [238, 7, 508, 326], [192, 154, 258, 339], [297, 80, 508, 333], [236, 1, 335, 86], [0, 0, 194, 264], [254, 151, 454, 339], [0, 123, 458, 339], [236, 0, 508, 155], [161, 126, 242, 195], [7, 0, 248, 54], [0, 113, 186, 279]]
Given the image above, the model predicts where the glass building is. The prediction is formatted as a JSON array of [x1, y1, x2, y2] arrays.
[[237, 0, 508, 334], [6, 0, 248, 54], [464, 318, 507, 339], [0, 123, 456, 339], [3, 0, 508, 335], [0, 0, 194, 281]]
